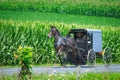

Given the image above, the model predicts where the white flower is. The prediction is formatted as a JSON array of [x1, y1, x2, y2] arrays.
[[49, 74, 52, 77]]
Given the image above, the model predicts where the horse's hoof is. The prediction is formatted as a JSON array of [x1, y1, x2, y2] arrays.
[[75, 64, 79, 67], [62, 65, 67, 68]]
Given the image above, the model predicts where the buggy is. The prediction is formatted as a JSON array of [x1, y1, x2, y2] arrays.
[[68, 29, 112, 66]]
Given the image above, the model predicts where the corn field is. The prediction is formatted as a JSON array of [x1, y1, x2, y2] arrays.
[[0, 20, 120, 65], [0, 0, 120, 18]]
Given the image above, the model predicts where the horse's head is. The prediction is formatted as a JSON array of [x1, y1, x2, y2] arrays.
[[48, 26, 60, 38]]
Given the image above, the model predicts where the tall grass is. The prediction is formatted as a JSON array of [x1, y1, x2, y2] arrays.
[[0, 0, 120, 18], [0, 20, 120, 65]]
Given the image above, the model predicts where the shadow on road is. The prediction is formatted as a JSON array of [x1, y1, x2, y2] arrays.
[[51, 65, 93, 68]]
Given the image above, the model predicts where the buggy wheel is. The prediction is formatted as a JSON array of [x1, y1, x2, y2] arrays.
[[103, 47, 112, 67], [87, 49, 96, 67]]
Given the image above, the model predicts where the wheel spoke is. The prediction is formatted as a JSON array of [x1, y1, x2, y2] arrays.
[[87, 49, 96, 67], [103, 47, 112, 67]]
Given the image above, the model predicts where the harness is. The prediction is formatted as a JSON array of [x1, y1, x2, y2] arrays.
[[54, 37, 66, 47]]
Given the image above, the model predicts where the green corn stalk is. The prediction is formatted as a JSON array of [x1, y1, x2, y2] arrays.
[[0, 20, 120, 65]]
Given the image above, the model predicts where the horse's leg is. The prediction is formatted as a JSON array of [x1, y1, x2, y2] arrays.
[[57, 48, 64, 66], [58, 55, 63, 66], [62, 52, 68, 67], [73, 48, 79, 67]]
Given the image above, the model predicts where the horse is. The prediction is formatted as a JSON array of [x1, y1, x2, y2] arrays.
[[47, 26, 80, 67]]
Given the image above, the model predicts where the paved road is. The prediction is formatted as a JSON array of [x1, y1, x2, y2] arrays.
[[0, 64, 120, 75]]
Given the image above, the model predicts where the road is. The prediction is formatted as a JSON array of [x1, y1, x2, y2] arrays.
[[0, 64, 120, 75]]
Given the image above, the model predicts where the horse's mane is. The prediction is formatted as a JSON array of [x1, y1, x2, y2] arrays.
[[51, 26, 61, 36], [56, 28, 61, 36]]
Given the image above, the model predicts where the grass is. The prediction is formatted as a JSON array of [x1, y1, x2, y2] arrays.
[[0, 10, 120, 27], [0, 72, 120, 80]]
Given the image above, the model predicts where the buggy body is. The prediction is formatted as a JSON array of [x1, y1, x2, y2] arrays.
[[68, 29, 102, 65]]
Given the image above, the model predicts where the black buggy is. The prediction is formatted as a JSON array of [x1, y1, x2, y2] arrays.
[[68, 29, 112, 66]]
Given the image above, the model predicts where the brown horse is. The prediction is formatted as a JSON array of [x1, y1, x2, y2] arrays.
[[47, 26, 80, 67]]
